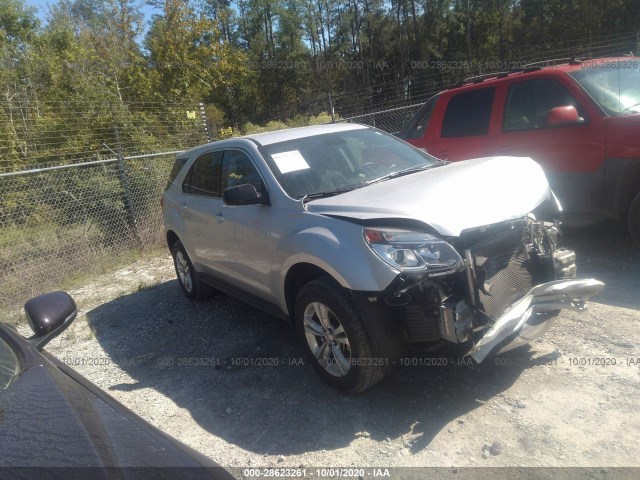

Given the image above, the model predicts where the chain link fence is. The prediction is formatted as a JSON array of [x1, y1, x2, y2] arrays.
[[0, 96, 211, 314], [0, 101, 423, 314], [340, 103, 425, 135], [0, 152, 180, 310]]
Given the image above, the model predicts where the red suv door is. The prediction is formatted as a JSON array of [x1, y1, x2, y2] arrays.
[[491, 74, 606, 216]]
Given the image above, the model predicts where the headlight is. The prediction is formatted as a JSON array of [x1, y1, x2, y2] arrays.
[[364, 228, 463, 275]]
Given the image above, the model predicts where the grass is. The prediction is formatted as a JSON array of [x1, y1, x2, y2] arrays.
[[0, 226, 168, 326]]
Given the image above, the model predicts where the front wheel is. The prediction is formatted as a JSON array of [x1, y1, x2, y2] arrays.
[[295, 277, 385, 393], [629, 192, 640, 247]]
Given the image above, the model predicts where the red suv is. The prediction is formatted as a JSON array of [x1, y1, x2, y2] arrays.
[[398, 57, 640, 244]]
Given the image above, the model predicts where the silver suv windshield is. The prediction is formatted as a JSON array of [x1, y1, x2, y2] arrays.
[[570, 60, 640, 115], [0, 335, 19, 390], [262, 128, 441, 199]]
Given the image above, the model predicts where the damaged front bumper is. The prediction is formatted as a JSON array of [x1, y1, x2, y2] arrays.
[[468, 278, 604, 363]]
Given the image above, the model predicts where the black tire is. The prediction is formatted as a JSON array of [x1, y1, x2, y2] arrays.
[[171, 240, 214, 300], [295, 277, 385, 393], [629, 192, 640, 247]]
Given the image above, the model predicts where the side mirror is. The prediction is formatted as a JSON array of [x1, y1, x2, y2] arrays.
[[223, 184, 267, 205], [547, 106, 583, 127], [24, 291, 77, 350]]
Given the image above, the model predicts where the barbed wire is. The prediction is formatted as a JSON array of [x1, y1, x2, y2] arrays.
[[0, 98, 208, 173], [246, 29, 639, 123]]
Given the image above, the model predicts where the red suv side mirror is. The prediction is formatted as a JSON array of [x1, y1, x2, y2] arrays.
[[547, 105, 583, 127]]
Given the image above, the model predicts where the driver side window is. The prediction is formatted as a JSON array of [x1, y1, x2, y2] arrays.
[[221, 150, 264, 193], [503, 79, 586, 132]]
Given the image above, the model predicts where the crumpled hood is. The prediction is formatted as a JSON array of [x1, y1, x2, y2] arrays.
[[306, 156, 552, 237]]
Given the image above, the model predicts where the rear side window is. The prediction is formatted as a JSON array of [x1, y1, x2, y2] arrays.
[[165, 157, 188, 190], [182, 151, 223, 196], [503, 78, 586, 131], [398, 94, 440, 140], [441, 87, 495, 138]]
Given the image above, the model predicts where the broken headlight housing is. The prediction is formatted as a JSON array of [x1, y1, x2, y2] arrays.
[[364, 228, 463, 275]]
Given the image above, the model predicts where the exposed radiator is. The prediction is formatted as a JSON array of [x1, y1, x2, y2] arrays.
[[470, 223, 533, 320], [404, 304, 440, 343]]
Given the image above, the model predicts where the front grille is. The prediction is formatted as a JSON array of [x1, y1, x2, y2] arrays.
[[469, 223, 533, 320]]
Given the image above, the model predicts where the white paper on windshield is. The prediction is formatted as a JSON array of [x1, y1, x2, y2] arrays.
[[272, 150, 310, 174]]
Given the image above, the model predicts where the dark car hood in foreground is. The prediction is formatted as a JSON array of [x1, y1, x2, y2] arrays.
[[0, 325, 232, 479], [306, 156, 552, 236]]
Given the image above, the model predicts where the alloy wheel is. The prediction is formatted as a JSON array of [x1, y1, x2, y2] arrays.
[[303, 301, 352, 377], [175, 250, 193, 293]]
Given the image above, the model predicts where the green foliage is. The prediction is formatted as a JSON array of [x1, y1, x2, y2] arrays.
[[308, 111, 337, 125], [239, 111, 337, 134], [0, 0, 38, 47], [0, 1, 638, 165], [145, 0, 249, 102], [2, 0, 639, 159], [242, 121, 264, 134]]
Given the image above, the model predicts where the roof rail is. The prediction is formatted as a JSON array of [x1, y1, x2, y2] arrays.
[[462, 71, 512, 84], [522, 57, 582, 68], [458, 66, 541, 87], [446, 56, 584, 90]]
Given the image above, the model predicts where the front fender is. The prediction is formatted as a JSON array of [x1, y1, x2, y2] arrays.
[[279, 224, 399, 293]]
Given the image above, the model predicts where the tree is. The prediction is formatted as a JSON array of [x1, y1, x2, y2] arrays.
[[0, 0, 40, 168], [146, 0, 247, 102]]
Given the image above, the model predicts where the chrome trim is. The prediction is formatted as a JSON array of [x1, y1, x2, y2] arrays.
[[468, 278, 604, 363]]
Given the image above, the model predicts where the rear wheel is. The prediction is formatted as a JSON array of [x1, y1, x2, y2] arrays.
[[295, 277, 385, 393], [171, 241, 214, 300], [629, 192, 640, 247]]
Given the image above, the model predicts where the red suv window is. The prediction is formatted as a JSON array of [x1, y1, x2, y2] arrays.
[[398, 94, 440, 140], [503, 78, 586, 132], [441, 87, 495, 138]]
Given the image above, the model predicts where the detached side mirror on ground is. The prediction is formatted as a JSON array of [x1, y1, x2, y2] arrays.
[[223, 184, 267, 205], [547, 105, 584, 127], [25, 291, 77, 350]]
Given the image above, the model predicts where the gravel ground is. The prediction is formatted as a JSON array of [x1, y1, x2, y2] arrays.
[[14, 223, 640, 472]]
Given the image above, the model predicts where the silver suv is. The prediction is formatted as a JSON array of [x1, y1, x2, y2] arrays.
[[162, 124, 603, 393]]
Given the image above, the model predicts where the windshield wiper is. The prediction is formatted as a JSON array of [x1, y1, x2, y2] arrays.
[[300, 187, 358, 203], [362, 163, 443, 187]]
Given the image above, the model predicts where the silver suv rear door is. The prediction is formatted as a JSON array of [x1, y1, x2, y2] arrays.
[[181, 150, 236, 278]]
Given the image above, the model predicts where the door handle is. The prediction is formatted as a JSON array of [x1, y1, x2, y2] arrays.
[[215, 211, 224, 222]]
